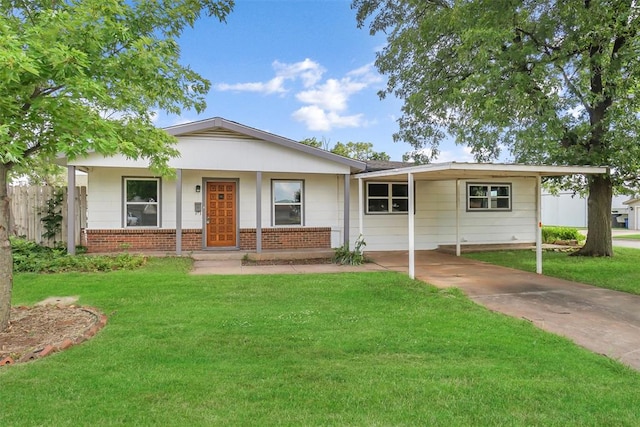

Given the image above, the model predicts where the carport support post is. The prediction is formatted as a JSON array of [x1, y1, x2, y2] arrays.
[[455, 179, 461, 257], [256, 171, 262, 253], [358, 178, 363, 236], [343, 174, 350, 247], [536, 175, 542, 274], [176, 169, 183, 255], [408, 172, 415, 279], [66, 166, 76, 255]]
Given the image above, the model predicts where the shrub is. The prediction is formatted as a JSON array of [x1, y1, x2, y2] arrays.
[[10, 237, 146, 273], [333, 235, 366, 265], [542, 226, 586, 244]]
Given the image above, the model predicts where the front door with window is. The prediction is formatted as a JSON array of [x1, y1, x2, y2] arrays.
[[206, 181, 237, 247]]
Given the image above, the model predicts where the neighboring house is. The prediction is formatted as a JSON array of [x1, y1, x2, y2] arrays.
[[541, 191, 631, 229], [623, 198, 640, 231], [60, 117, 606, 275]]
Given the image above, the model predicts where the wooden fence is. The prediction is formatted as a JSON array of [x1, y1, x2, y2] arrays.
[[8, 186, 88, 247]]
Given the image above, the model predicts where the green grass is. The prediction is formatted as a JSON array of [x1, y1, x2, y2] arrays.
[[465, 247, 640, 295], [613, 233, 640, 240], [2, 258, 640, 425]]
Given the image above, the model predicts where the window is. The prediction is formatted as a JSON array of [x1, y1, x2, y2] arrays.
[[366, 182, 409, 214], [467, 183, 511, 211], [124, 178, 160, 227], [272, 180, 303, 226]]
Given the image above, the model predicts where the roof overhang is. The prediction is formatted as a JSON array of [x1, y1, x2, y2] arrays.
[[164, 117, 366, 173], [354, 162, 609, 181]]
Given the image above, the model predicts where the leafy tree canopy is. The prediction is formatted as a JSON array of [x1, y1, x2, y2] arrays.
[[354, 0, 640, 256], [354, 0, 639, 183], [300, 137, 391, 161], [0, 0, 234, 331], [1, 0, 234, 175]]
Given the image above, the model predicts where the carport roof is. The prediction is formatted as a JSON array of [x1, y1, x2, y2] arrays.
[[354, 162, 608, 181]]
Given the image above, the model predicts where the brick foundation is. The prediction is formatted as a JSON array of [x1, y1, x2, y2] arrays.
[[85, 229, 202, 253], [85, 227, 331, 252], [240, 227, 331, 250]]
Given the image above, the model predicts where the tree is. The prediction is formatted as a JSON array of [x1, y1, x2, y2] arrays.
[[0, 0, 234, 332], [300, 138, 391, 161], [353, 0, 640, 257]]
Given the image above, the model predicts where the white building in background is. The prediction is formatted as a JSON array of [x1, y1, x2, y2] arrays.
[[541, 191, 633, 229], [624, 198, 640, 231]]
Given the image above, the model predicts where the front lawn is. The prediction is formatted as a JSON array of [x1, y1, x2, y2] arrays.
[[465, 247, 640, 295], [2, 258, 639, 425], [613, 233, 640, 240]]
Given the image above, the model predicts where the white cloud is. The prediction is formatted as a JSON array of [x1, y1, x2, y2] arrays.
[[296, 79, 367, 112], [217, 59, 382, 131], [215, 58, 324, 94], [215, 76, 287, 95], [413, 146, 475, 163], [273, 58, 325, 88], [292, 106, 364, 132]]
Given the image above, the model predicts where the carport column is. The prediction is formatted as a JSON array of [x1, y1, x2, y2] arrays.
[[408, 172, 415, 279], [66, 166, 76, 255], [455, 179, 461, 257], [256, 171, 262, 253], [358, 177, 363, 236], [343, 174, 350, 247], [175, 169, 182, 255], [536, 175, 542, 274]]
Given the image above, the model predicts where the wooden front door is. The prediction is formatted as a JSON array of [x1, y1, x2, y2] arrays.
[[206, 181, 237, 247]]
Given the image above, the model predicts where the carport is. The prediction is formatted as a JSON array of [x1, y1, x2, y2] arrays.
[[355, 162, 608, 279]]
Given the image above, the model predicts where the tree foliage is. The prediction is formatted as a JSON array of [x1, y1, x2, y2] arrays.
[[354, 0, 640, 256], [300, 137, 391, 161], [0, 0, 234, 331]]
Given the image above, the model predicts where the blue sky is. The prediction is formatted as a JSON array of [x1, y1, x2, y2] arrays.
[[157, 0, 473, 162]]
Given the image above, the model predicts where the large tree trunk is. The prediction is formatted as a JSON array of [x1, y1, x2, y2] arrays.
[[573, 174, 613, 257], [0, 163, 12, 331]]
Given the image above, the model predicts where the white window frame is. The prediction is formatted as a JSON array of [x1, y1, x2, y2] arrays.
[[272, 179, 304, 226], [366, 182, 409, 214], [123, 177, 161, 227], [467, 183, 512, 211]]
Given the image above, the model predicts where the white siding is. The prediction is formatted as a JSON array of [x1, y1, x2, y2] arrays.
[[350, 177, 538, 251], [71, 132, 351, 175], [87, 168, 343, 232]]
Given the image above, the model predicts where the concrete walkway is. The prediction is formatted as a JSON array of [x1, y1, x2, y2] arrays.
[[366, 250, 640, 371]]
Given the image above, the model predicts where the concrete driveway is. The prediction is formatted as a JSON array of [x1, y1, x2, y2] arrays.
[[367, 250, 640, 371]]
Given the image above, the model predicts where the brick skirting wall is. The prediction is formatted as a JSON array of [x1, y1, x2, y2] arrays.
[[85, 229, 202, 253], [85, 227, 331, 252], [240, 227, 331, 250]]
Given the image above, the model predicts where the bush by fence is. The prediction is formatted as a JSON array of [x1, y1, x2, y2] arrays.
[[8, 186, 87, 247]]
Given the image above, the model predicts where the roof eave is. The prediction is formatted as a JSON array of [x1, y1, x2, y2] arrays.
[[354, 162, 609, 180]]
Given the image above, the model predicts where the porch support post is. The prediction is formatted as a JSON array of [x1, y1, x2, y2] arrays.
[[408, 172, 415, 279], [358, 177, 363, 236], [66, 166, 76, 255], [343, 174, 350, 247], [256, 171, 262, 253], [455, 179, 461, 257], [175, 169, 182, 255], [536, 175, 542, 274]]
